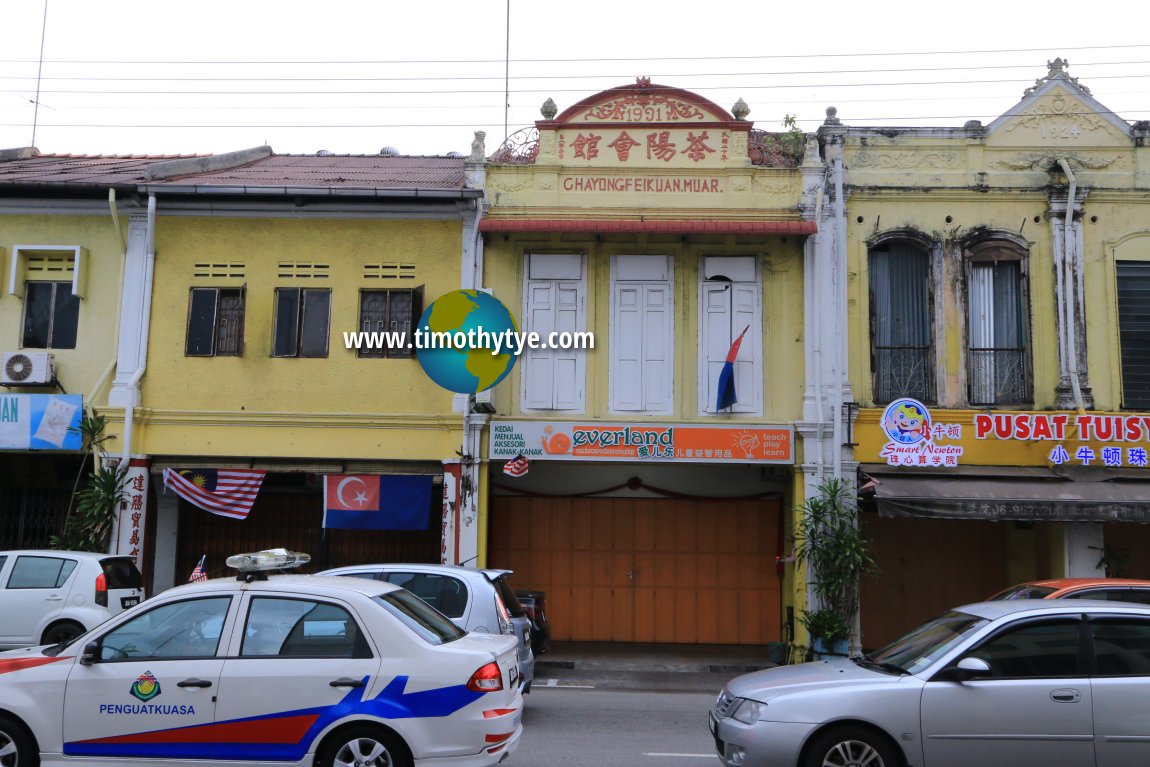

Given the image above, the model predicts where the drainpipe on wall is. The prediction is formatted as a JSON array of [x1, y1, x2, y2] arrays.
[[1056, 158, 1085, 413], [88, 190, 129, 463], [120, 193, 156, 467], [811, 182, 826, 479], [833, 158, 847, 478], [456, 137, 488, 564]]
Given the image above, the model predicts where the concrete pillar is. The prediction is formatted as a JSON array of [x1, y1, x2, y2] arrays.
[[151, 488, 180, 594], [1063, 522, 1105, 578]]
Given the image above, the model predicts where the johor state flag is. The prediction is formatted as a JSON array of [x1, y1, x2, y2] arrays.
[[163, 468, 266, 520], [716, 324, 750, 411], [323, 475, 433, 531]]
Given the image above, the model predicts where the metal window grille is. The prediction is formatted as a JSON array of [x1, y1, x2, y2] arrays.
[[870, 242, 933, 403]]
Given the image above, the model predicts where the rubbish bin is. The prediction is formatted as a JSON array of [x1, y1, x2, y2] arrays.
[[515, 589, 550, 655]]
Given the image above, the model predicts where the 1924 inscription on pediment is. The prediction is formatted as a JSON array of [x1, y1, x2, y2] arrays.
[[989, 86, 1130, 149]]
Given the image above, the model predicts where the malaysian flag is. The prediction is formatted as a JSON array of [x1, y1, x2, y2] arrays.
[[503, 455, 529, 478], [189, 555, 208, 583], [163, 468, 266, 520]]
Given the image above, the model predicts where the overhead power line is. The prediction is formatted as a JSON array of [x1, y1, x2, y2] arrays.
[[1, 42, 1149, 66]]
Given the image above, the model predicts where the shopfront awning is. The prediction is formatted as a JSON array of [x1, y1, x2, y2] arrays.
[[478, 219, 817, 235], [860, 464, 1150, 523]]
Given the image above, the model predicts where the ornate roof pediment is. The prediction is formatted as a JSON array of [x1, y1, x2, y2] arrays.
[[986, 59, 1131, 148], [549, 78, 741, 127]]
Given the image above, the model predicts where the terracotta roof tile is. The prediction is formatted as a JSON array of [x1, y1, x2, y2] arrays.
[[0, 152, 467, 191], [151, 155, 467, 190], [0, 153, 206, 185], [480, 219, 817, 235]]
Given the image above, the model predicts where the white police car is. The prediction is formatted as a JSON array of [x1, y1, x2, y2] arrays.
[[0, 550, 523, 767]]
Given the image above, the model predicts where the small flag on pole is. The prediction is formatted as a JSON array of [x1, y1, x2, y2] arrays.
[[189, 555, 208, 583], [503, 454, 529, 478], [716, 324, 750, 411]]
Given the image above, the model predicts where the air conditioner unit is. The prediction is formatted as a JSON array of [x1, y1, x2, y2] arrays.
[[2, 352, 56, 386]]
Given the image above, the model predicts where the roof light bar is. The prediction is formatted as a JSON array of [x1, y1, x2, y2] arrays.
[[226, 548, 311, 577]]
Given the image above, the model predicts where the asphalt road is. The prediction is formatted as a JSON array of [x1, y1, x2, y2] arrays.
[[509, 671, 727, 766]]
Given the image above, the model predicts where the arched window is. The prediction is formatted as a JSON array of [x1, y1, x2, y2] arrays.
[[869, 239, 934, 404], [966, 240, 1030, 406]]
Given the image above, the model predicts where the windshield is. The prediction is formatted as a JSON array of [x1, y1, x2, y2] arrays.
[[490, 575, 526, 618], [868, 610, 988, 675], [373, 590, 466, 645], [988, 584, 1057, 600]]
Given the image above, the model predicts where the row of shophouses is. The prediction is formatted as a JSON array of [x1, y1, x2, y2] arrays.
[[5, 60, 1150, 650]]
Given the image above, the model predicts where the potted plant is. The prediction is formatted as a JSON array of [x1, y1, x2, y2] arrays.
[[794, 477, 877, 658], [798, 609, 852, 657]]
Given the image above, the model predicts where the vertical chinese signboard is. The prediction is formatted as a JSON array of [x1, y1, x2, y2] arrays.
[[116, 458, 151, 573]]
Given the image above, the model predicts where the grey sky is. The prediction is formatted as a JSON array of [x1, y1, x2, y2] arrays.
[[2, 0, 1145, 156]]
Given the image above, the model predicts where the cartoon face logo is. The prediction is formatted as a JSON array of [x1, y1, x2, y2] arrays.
[[881, 398, 931, 445], [130, 671, 161, 702]]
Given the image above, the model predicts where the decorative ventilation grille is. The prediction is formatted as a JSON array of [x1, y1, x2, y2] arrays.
[[277, 262, 330, 279], [25, 254, 75, 276], [193, 262, 246, 278], [363, 262, 416, 280]]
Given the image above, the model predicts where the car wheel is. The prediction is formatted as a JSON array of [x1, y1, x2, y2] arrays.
[[316, 725, 411, 767], [803, 725, 899, 767], [40, 621, 84, 647], [0, 713, 38, 767]]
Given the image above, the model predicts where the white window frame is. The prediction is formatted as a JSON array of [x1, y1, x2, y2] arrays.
[[520, 252, 587, 412], [698, 256, 762, 415], [609, 254, 674, 415], [8, 245, 87, 299]]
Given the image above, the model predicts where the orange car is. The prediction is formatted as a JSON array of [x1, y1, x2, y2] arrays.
[[989, 577, 1150, 604]]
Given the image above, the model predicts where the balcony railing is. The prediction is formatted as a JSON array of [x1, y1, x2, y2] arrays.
[[873, 346, 933, 404], [969, 348, 1029, 406]]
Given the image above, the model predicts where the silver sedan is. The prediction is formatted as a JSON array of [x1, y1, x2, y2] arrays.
[[710, 599, 1150, 767]]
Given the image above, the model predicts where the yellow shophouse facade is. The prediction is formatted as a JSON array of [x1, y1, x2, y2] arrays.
[[477, 80, 824, 646], [830, 61, 1150, 647]]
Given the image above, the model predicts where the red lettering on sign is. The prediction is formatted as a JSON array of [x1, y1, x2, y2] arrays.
[[572, 133, 601, 159], [608, 131, 640, 161], [646, 131, 676, 161], [683, 131, 715, 162]]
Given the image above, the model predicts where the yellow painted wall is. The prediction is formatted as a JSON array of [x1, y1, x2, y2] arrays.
[[130, 214, 466, 460], [483, 233, 807, 423], [0, 213, 126, 404], [841, 104, 1150, 414]]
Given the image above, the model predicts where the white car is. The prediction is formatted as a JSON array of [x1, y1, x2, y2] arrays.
[[318, 563, 535, 693], [0, 550, 523, 767], [0, 549, 144, 649]]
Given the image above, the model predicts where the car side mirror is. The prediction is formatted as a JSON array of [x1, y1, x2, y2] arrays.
[[939, 656, 991, 682], [80, 641, 99, 666]]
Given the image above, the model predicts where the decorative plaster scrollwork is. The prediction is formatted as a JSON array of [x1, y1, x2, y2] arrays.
[[1002, 98, 1116, 136], [584, 93, 706, 122], [988, 153, 1126, 171], [753, 177, 798, 195], [852, 151, 961, 169]]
